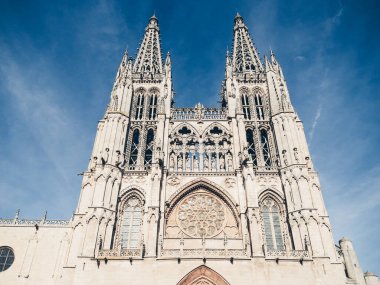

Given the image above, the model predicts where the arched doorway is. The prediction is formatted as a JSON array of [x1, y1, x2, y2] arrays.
[[177, 265, 230, 285]]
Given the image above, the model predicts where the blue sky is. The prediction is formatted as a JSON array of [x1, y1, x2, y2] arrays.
[[1, 0, 379, 274]]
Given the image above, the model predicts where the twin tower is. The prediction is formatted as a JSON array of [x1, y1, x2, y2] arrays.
[[62, 14, 376, 285]]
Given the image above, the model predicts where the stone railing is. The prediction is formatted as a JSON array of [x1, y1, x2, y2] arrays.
[[0, 218, 70, 227], [97, 248, 143, 259], [125, 164, 149, 171], [265, 249, 311, 260], [160, 248, 248, 258], [171, 106, 226, 121]]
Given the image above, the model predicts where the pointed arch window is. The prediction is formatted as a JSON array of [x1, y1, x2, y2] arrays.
[[144, 129, 155, 166], [246, 129, 257, 166], [255, 93, 264, 120], [261, 198, 284, 250], [241, 94, 251, 120], [120, 197, 143, 249], [129, 129, 140, 166], [260, 129, 271, 166], [135, 93, 145, 120], [148, 94, 157, 120]]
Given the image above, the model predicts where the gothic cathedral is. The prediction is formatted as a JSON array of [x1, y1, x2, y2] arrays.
[[0, 14, 379, 285]]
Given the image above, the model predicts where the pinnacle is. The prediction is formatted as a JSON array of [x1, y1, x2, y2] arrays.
[[150, 13, 158, 21]]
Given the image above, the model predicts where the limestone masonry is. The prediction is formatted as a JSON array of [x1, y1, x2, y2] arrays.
[[0, 14, 378, 285]]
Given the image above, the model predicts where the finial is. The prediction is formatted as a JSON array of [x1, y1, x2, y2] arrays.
[[234, 12, 244, 26], [150, 13, 157, 20], [14, 209, 20, 220]]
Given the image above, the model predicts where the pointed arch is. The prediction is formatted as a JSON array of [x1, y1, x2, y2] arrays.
[[171, 122, 201, 138], [148, 87, 159, 120], [134, 88, 146, 120], [245, 127, 257, 166], [259, 191, 286, 251], [201, 122, 229, 138], [240, 87, 251, 120], [177, 265, 230, 285], [259, 129, 271, 166], [120, 185, 145, 198], [167, 177, 239, 221], [165, 178, 240, 238], [253, 87, 264, 120], [128, 129, 140, 166], [144, 128, 155, 166], [116, 189, 145, 249]]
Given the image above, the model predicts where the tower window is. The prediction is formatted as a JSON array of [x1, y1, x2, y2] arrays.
[[135, 94, 145, 120], [245, 129, 257, 166], [260, 129, 271, 166], [129, 129, 140, 166], [148, 94, 157, 120], [261, 199, 284, 250], [120, 197, 143, 249], [0, 247, 14, 272], [144, 129, 155, 166], [255, 93, 264, 120], [241, 94, 251, 120]]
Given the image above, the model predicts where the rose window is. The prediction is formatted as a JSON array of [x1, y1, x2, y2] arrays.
[[176, 192, 227, 238]]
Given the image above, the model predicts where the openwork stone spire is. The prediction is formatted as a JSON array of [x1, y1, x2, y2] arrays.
[[232, 13, 263, 73], [113, 49, 131, 89], [133, 15, 163, 74]]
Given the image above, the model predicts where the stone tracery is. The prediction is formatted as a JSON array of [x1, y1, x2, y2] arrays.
[[166, 188, 239, 239], [176, 192, 227, 238], [169, 124, 233, 173]]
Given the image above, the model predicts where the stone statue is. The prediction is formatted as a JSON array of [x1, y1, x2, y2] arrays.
[[111, 94, 118, 111], [90, 156, 97, 171], [282, 150, 288, 166], [203, 156, 209, 171], [101, 148, 109, 166], [186, 156, 191, 171], [227, 153, 233, 171], [293, 147, 299, 163], [194, 156, 199, 170], [178, 156, 183, 170], [219, 155, 225, 170], [115, 150, 121, 166], [169, 155, 175, 169], [211, 157, 216, 171]]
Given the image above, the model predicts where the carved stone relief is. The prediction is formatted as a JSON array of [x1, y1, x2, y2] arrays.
[[167, 175, 181, 186]]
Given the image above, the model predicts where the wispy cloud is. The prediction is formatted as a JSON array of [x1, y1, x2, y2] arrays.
[[308, 103, 322, 142]]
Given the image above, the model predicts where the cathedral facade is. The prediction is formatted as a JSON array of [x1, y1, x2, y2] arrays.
[[0, 14, 378, 285]]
